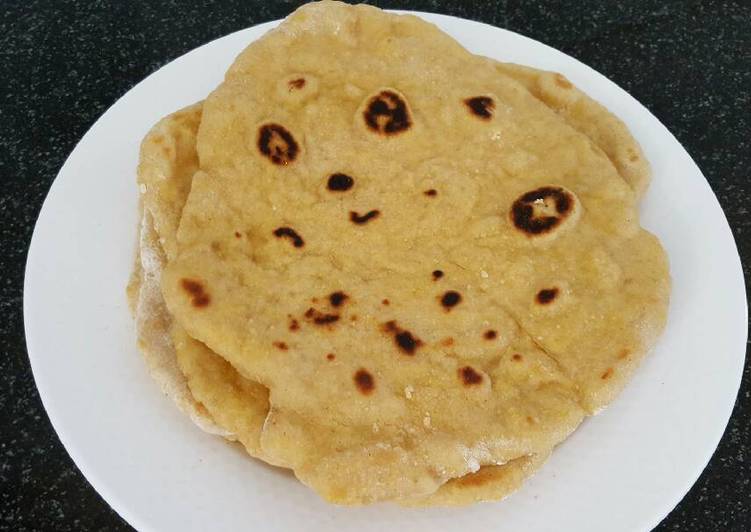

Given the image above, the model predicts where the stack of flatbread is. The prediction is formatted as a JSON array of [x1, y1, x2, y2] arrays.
[[127, 1, 669, 506]]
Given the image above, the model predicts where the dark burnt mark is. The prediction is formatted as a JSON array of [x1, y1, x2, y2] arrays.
[[464, 96, 495, 119], [329, 291, 348, 307], [484, 329, 498, 340], [383, 320, 423, 355], [440, 290, 462, 310], [459, 366, 483, 386], [424, 189, 438, 197], [396, 331, 420, 354], [432, 270, 444, 280], [363, 90, 411, 135], [273, 227, 304, 248], [441, 337, 454, 347], [511, 186, 574, 236], [234, 231, 242, 238], [326, 353, 336, 361], [354, 369, 375, 395], [512, 353, 523, 362], [350, 210, 380, 225], [315, 314, 340, 325], [601, 368, 614, 380], [327, 173, 354, 192], [536, 287, 559, 305], [273, 341, 288, 351], [180, 279, 210, 308], [305, 307, 340, 326], [350, 315, 358, 321], [382, 299, 390, 306], [257, 123, 298, 165], [288, 77, 306, 91], [289, 318, 300, 331]]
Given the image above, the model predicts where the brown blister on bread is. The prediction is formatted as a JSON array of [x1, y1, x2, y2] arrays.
[[305, 307, 340, 326], [350, 210, 380, 225], [464, 96, 495, 119], [554, 73, 573, 89], [454, 466, 500, 487], [288, 77, 306, 90], [510, 186, 577, 236], [536, 287, 559, 304], [257, 123, 299, 165], [273, 227, 305, 248], [180, 279, 210, 308], [383, 320, 423, 355], [363, 89, 411, 135], [327, 173, 354, 191], [354, 369, 375, 395], [459, 366, 483, 385], [329, 291, 349, 307], [440, 290, 462, 310]]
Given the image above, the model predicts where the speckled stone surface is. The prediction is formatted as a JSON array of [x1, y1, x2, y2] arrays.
[[1, 1, 748, 530]]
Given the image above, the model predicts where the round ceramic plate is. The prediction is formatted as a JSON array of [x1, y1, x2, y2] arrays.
[[24, 11, 746, 532]]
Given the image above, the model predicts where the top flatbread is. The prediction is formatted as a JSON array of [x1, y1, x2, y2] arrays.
[[160, 1, 668, 504], [135, 103, 551, 505]]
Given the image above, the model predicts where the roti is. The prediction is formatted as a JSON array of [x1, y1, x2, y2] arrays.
[[133, 103, 548, 504], [127, 104, 228, 437], [159, 1, 669, 504]]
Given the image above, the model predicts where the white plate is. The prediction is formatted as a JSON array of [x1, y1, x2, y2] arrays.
[[24, 12, 746, 532]]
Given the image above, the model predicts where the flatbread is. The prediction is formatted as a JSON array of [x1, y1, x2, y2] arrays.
[[128, 206, 228, 437], [171, 324, 270, 457], [136, 104, 202, 261], [128, 103, 224, 434], [134, 103, 550, 505], [161, 1, 668, 504]]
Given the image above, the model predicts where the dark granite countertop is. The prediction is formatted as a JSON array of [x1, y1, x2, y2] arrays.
[[1, 1, 749, 530]]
